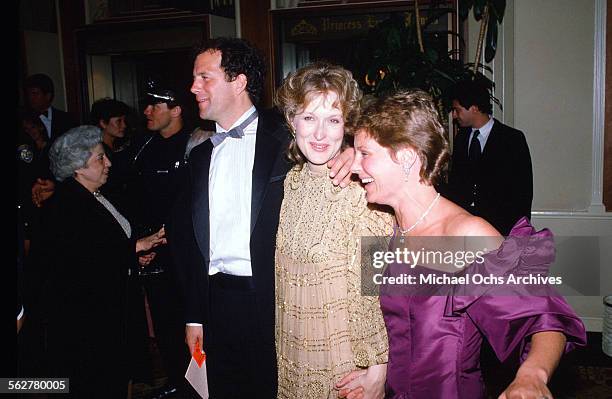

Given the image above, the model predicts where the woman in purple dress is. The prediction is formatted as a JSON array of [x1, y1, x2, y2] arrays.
[[343, 90, 586, 399]]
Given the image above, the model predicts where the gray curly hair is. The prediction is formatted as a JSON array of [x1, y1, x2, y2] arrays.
[[49, 125, 103, 181]]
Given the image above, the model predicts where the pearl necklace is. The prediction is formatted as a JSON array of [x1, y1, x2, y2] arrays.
[[399, 193, 441, 235]]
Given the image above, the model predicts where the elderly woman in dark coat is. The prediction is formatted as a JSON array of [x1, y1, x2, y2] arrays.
[[41, 126, 165, 398]]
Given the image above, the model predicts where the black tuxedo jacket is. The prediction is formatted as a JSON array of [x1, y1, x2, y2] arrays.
[[169, 108, 292, 341], [446, 119, 533, 235]]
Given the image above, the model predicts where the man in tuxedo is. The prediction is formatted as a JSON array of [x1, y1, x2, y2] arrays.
[[170, 37, 353, 398], [25, 74, 78, 207], [24, 73, 77, 142], [445, 79, 533, 236]]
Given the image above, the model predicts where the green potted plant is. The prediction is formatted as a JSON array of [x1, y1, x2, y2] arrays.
[[353, 0, 506, 115]]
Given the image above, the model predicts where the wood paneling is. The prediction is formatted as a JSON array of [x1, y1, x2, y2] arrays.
[[73, 14, 211, 118], [240, 0, 274, 107], [57, 1, 86, 118]]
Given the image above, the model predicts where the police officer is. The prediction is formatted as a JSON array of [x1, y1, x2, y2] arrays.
[[18, 112, 51, 242], [126, 81, 193, 399], [17, 111, 53, 378]]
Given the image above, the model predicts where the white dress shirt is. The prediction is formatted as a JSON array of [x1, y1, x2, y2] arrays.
[[39, 107, 52, 139], [468, 117, 494, 153], [208, 106, 258, 276]]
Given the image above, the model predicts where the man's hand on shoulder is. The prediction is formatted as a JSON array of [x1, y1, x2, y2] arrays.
[[327, 147, 355, 188]]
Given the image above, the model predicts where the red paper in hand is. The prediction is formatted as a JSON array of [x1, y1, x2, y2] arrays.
[[193, 341, 206, 368]]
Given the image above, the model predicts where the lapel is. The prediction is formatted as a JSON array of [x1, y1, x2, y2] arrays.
[[50, 107, 60, 141], [455, 128, 470, 162], [481, 119, 502, 162], [191, 140, 214, 261], [250, 112, 283, 234], [190, 111, 285, 260]]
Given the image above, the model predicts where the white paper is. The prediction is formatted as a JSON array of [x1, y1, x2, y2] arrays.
[[185, 357, 209, 399]]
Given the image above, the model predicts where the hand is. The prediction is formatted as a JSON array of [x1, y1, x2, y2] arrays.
[[136, 226, 167, 253], [24, 239, 31, 258], [327, 147, 355, 188], [499, 367, 552, 399], [17, 315, 25, 334], [185, 325, 204, 356], [31, 178, 55, 207], [336, 364, 386, 399], [138, 252, 157, 266], [336, 369, 365, 399]]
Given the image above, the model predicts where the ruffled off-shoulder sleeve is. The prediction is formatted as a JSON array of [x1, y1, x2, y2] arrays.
[[444, 217, 587, 362]]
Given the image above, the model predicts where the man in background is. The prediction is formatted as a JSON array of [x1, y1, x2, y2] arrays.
[[445, 79, 533, 236], [26, 74, 78, 208], [23, 73, 77, 142]]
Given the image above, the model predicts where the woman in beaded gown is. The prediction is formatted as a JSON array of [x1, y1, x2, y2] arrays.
[[274, 62, 393, 399], [349, 90, 586, 398]]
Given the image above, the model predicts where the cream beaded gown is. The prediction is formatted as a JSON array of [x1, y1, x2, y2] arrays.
[[275, 165, 392, 399]]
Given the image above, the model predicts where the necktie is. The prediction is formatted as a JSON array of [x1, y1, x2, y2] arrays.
[[40, 110, 49, 118], [468, 129, 481, 163], [210, 110, 258, 147]]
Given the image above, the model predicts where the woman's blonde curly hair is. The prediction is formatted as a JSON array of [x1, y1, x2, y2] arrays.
[[274, 61, 363, 167]]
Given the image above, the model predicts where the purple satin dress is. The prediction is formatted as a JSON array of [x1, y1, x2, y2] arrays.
[[380, 218, 587, 399]]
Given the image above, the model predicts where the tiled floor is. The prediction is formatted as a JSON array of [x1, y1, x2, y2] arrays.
[[130, 377, 169, 399], [16, 331, 611, 398], [482, 332, 612, 399], [135, 333, 611, 399], [130, 339, 195, 399]]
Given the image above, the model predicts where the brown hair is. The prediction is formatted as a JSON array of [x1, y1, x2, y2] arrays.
[[274, 62, 362, 166], [353, 90, 450, 185]]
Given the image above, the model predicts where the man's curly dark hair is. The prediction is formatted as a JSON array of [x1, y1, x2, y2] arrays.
[[194, 37, 266, 105]]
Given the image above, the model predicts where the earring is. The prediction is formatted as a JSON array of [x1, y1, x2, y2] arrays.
[[402, 161, 412, 181]]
